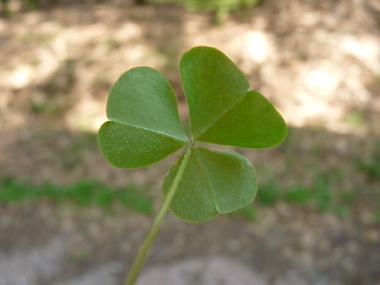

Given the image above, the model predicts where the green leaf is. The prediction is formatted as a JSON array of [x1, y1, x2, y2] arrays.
[[196, 91, 287, 148], [180, 46, 287, 148], [98, 67, 187, 168], [163, 147, 257, 222], [107, 67, 186, 140], [180, 46, 250, 139], [162, 148, 217, 222], [98, 122, 186, 169]]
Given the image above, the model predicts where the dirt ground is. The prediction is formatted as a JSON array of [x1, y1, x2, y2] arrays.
[[0, 0, 380, 284]]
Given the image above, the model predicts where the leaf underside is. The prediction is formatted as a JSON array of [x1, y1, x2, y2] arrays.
[[180, 46, 287, 149], [98, 46, 287, 222], [196, 90, 287, 148], [163, 147, 257, 223], [180, 46, 250, 139], [107, 66, 186, 141], [98, 67, 187, 168], [98, 122, 186, 168]]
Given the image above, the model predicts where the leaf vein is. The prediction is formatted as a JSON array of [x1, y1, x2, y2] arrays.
[[194, 91, 249, 140], [193, 149, 218, 213], [110, 121, 188, 143]]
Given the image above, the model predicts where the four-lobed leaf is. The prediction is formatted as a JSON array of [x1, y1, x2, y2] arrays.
[[98, 46, 287, 222]]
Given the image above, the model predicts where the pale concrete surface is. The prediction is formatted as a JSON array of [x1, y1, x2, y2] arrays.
[[136, 256, 268, 285], [56, 263, 123, 285], [0, 239, 65, 285]]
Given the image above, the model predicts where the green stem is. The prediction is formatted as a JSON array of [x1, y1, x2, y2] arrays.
[[124, 145, 192, 285]]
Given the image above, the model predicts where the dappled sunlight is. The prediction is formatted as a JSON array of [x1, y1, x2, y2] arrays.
[[66, 96, 107, 132], [305, 63, 341, 96], [112, 22, 143, 42], [1, 0, 378, 179], [0, 6, 178, 132], [1, 1, 379, 136], [244, 31, 269, 64], [341, 34, 380, 73], [178, 5, 380, 136], [8, 64, 34, 88]]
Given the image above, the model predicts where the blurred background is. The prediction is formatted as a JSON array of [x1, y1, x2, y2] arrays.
[[0, 0, 380, 284]]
